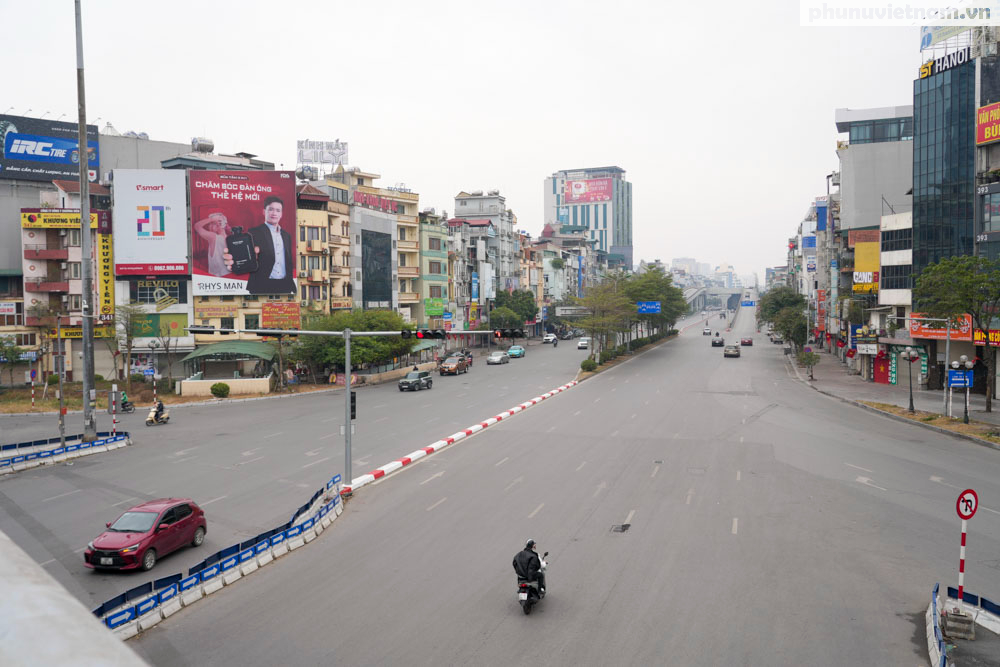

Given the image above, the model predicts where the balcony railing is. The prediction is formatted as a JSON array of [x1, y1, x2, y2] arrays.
[[24, 279, 69, 293], [329, 266, 348, 275], [399, 292, 419, 302], [397, 239, 418, 251], [398, 266, 419, 277], [23, 244, 69, 261], [331, 234, 350, 246]]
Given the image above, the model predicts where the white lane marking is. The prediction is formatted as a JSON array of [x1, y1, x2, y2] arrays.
[[611, 388, 616, 393], [736, 470, 741, 481], [495, 457, 509, 467], [305, 448, 323, 457], [546, 426, 556, 433], [685, 488, 695, 505], [732, 518, 739, 535], [42, 489, 82, 502], [631, 413, 637, 419], [427, 416, 440, 423], [372, 404, 387, 409], [374, 416, 389, 423], [576, 461, 587, 472], [301, 456, 332, 469], [172, 457, 195, 464], [981, 506, 1000, 515], [319, 433, 337, 440], [856, 476, 887, 491], [593, 481, 607, 498], [241, 449, 261, 457], [39, 558, 56, 567], [421, 404, 432, 409], [845, 463, 874, 473], [322, 417, 337, 423], [174, 448, 195, 456], [930, 475, 960, 489], [528, 503, 544, 519], [420, 471, 445, 485], [237, 456, 266, 466], [504, 477, 524, 492], [594, 398, 601, 403], [264, 432, 283, 439], [610, 430, 619, 437], [573, 410, 582, 416], [356, 457, 371, 466], [651, 465, 659, 479], [74, 546, 88, 553], [739, 436, 744, 443], [426, 497, 447, 511], [201, 495, 227, 506], [624, 509, 635, 525], [112, 496, 139, 507]]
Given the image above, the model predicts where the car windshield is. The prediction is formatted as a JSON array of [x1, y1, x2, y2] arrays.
[[405, 372, 421, 379], [109, 511, 158, 533]]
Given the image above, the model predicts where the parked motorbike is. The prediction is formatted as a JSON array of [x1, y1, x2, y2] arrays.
[[517, 551, 548, 615], [145, 407, 170, 426]]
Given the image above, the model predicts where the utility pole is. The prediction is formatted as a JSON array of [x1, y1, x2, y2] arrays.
[[343, 328, 352, 488], [75, 0, 96, 441]]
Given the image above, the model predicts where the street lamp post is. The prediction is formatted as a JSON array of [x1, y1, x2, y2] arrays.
[[149, 340, 160, 404], [902, 346, 918, 413], [951, 355, 975, 424]]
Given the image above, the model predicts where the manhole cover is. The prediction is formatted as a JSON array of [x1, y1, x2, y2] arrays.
[[610, 524, 631, 533]]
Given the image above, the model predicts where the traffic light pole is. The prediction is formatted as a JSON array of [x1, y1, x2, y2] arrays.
[[186, 325, 514, 494]]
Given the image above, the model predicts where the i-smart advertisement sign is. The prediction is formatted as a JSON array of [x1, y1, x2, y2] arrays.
[[0, 114, 99, 182]]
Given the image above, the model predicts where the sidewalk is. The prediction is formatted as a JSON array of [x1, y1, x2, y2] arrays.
[[795, 349, 1000, 428]]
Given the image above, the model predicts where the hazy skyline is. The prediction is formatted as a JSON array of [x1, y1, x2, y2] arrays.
[[3, 1, 921, 279]]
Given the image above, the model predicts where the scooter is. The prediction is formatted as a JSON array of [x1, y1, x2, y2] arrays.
[[120, 400, 135, 414], [553, 338, 558, 348], [517, 552, 548, 615], [145, 407, 170, 426]]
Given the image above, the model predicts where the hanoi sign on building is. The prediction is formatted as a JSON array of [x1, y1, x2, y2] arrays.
[[112, 170, 189, 275]]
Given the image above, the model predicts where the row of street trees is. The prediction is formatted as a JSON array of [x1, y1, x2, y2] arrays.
[[757, 287, 807, 349], [574, 267, 688, 359]]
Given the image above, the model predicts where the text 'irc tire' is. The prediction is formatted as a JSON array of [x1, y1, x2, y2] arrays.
[[141, 549, 157, 571], [191, 526, 205, 547]]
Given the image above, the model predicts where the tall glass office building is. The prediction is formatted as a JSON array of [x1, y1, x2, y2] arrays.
[[911, 59, 976, 275]]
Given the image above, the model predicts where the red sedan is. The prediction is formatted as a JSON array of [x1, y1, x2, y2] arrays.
[[84, 498, 207, 572], [741, 337, 753, 346]]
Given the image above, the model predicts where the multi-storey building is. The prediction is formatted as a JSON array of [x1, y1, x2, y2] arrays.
[[326, 181, 352, 311], [295, 184, 332, 315], [544, 166, 633, 269], [417, 210, 450, 328], [447, 217, 497, 329], [517, 232, 544, 336], [453, 190, 518, 293]]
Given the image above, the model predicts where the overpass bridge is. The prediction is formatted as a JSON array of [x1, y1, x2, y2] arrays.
[[683, 287, 743, 312]]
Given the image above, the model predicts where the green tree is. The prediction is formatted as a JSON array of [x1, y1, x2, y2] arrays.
[[774, 307, 807, 349], [291, 309, 415, 376], [758, 287, 805, 324], [914, 255, 1000, 411], [489, 306, 521, 329], [798, 350, 820, 380], [494, 289, 538, 324], [576, 280, 631, 358], [624, 267, 687, 337], [0, 336, 25, 387]]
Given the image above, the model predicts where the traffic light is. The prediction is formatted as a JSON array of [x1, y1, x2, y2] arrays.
[[415, 329, 447, 339], [494, 329, 526, 339], [350, 390, 356, 420], [401, 329, 413, 339], [494, 329, 503, 340]]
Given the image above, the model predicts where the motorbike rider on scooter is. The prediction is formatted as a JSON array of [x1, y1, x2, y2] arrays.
[[512, 539, 545, 596], [153, 399, 165, 423], [120, 390, 130, 410]]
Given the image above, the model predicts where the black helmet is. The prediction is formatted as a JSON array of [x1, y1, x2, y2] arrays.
[[525, 539, 536, 550]]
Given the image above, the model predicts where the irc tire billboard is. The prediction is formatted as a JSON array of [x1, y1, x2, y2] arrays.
[[112, 170, 189, 275], [189, 171, 297, 296], [0, 115, 99, 182]]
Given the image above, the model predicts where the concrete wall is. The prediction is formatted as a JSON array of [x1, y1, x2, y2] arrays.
[[177, 376, 271, 397]]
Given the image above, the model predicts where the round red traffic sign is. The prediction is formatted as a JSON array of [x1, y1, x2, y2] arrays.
[[956, 489, 978, 520]]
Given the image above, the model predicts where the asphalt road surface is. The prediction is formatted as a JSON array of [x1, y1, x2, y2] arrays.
[[0, 314, 704, 611], [125, 302, 1000, 666]]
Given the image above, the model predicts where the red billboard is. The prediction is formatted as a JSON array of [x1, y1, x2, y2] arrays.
[[564, 178, 612, 203], [909, 313, 973, 342], [190, 171, 297, 296], [978, 101, 1000, 146]]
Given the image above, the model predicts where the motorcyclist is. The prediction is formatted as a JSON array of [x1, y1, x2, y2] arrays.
[[553, 338, 558, 348], [512, 539, 545, 595], [154, 399, 165, 423], [120, 390, 130, 410], [715, 331, 719, 337]]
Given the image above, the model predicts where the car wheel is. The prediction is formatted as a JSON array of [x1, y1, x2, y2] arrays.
[[191, 526, 206, 547], [141, 548, 157, 572], [399, 387, 404, 392], [416, 383, 422, 390], [427, 381, 432, 389]]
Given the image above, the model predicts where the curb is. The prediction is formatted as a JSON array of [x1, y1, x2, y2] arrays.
[[574, 332, 679, 383], [343, 380, 580, 494], [784, 357, 1000, 452]]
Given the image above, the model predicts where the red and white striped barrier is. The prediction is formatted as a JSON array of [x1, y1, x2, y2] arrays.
[[342, 380, 579, 494]]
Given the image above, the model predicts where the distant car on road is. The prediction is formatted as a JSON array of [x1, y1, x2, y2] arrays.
[[771, 335, 784, 344], [740, 337, 753, 346], [702, 327, 712, 335], [507, 345, 525, 358], [439, 355, 469, 375], [711, 337, 725, 347], [724, 345, 741, 358], [84, 498, 207, 572], [487, 351, 510, 365], [577, 337, 590, 350], [399, 370, 433, 391], [543, 333, 557, 344]]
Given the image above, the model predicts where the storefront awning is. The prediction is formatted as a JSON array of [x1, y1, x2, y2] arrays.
[[411, 340, 439, 352], [181, 340, 277, 363]]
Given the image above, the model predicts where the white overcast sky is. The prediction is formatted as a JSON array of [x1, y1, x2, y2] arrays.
[[3, 0, 919, 280]]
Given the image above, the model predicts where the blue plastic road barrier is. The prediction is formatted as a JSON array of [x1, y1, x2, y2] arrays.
[[178, 574, 200, 593], [135, 596, 158, 617], [270, 532, 286, 548], [219, 555, 239, 572], [301, 517, 314, 531], [254, 541, 271, 556], [157, 583, 179, 605], [238, 548, 255, 563], [105, 605, 137, 629], [199, 564, 220, 582], [285, 525, 302, 540]]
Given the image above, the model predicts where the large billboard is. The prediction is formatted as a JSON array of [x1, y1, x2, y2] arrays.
[[909, 313, 973, 341], [261, 302, 301, 330], [564, 178, 612, 203], [21, 208, 106, 228], [112, 170, 189, 275], [189, 171, 297, 296], [852, 240, 880, 294], [978, 102, 1000, 146], [361, 229, 392, 309], [0, 115, 99, 182], [296, 139, 348, 165]]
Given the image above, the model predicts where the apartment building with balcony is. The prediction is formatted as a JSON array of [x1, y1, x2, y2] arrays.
[[295, 184, 332, 315], [326, 181, 352, 311], [417, 210, 450, 328], [518, 232, 544, 336], [448, 217, 497, 328], [454, 189, 519, 293]]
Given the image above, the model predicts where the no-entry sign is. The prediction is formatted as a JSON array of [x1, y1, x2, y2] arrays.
[[957, 489, 978, 520]]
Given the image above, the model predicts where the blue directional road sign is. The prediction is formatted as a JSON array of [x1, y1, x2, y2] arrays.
[[741, 300, 755, 307], [948, 369, 973, 388], [143, 368, 155, 376], [637, 301, 661, 314], [442, 312, 452, 321]]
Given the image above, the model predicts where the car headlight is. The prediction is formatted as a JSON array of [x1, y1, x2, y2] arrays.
[[87, 541, 94, 550], [119, 543, 141, 554]]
